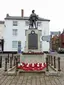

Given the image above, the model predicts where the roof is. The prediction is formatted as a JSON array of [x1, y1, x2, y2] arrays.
[[0, 21, 4, 24], [5, 15, 50, 21]]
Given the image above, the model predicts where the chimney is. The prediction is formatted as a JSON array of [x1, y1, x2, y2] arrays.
[[21, 9, 24, 17], [6, 14, 9, 17]]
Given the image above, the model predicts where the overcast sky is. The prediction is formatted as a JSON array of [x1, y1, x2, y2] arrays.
[[0, 0, 64, 32]]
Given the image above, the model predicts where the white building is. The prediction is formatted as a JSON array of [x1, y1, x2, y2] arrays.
[[0, 21, 4, 51], [0, 21, 4, 39], [3, 10, 50, 52]]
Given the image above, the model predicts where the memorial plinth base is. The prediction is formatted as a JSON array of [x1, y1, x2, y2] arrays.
[[18, 69, 45, 73], [20, 52, 46, 63]]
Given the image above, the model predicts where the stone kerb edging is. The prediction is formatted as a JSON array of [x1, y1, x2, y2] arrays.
[[3, 66, 17, 76], [45, 71, 63, 76]]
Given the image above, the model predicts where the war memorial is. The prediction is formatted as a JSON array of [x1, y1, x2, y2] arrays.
[[0, 10, 64, 85]]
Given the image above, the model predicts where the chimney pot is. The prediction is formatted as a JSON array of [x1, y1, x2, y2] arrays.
[[6, 14, 9, 17], [21, 9, 24, 17]]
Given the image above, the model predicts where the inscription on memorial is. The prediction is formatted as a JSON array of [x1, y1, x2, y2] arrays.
[[28, 31, 38, 49]]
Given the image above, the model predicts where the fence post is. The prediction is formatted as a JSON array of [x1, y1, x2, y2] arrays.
[[16, 57, 18, 72], [47, 55, 49, 64], [48, 55, 50, 64], [12, 53, 13, 60], [46, 57, 49, 71], [13, 56, 16, 66], [58, 57, 61, 71], [0, 56, 2, 68], [51, 56, 53, 66], [17, 55, 20, 63], [54, 56, 56, 68], [10, 57, 12, 68], [5, 58, 7, 71], [7, 54, 9, 63]]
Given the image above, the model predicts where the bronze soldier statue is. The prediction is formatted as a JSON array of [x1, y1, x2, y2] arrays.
[[29, 10, 38, 28]]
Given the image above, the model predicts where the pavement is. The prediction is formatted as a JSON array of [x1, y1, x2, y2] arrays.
[[0, 53, 64, 85]]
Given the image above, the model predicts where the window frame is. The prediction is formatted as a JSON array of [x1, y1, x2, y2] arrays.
[[13, 21, 18, 26], [12, 29, 18, 36], [12, 41, 18, 48]]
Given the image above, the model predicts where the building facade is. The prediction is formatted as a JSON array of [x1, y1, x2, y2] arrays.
[[0, 21, 4, 51], [3, 10, 50, 52]]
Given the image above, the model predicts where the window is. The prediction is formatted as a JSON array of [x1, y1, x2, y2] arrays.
[[12, 29, 18, 36], [13, 21, 18, 26], [12, 41, 18, 48]]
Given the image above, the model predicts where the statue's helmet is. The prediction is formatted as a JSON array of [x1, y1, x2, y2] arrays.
[[32, 10, 35, 13]]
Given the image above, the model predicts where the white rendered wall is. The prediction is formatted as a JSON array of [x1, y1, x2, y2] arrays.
[[0, 24, 4, 39], [41, 21, 50, 52], [4, 20, 26, 51]]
